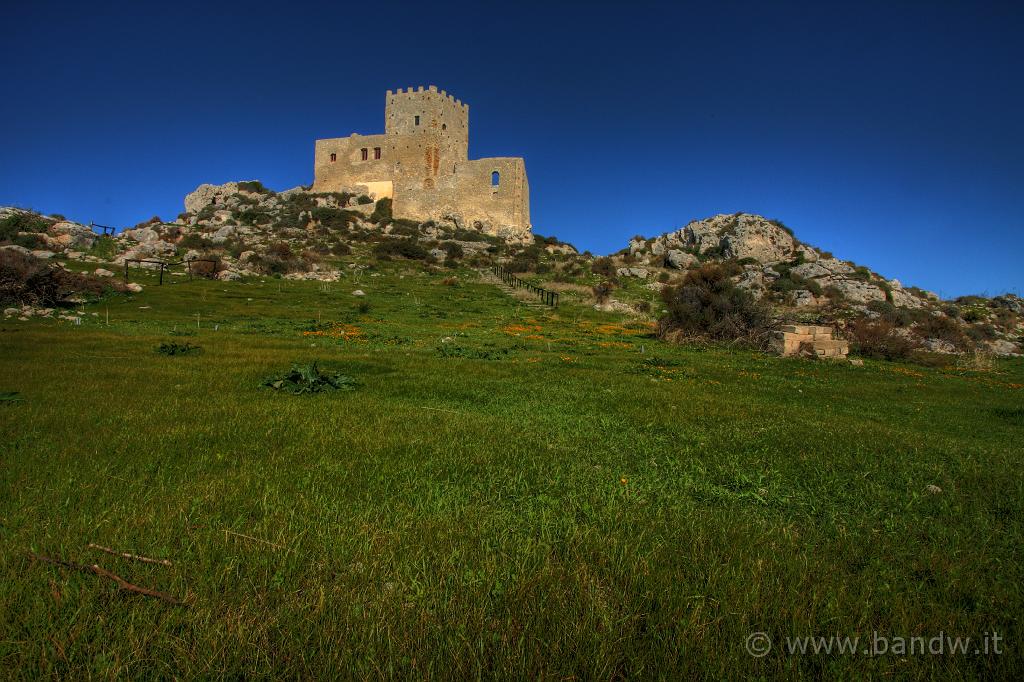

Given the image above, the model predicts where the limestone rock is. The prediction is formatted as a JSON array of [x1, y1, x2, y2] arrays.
[[616, 267, 649, 278], [184, 182, 241, 214], [31, 250, 56, 259], [988, 339, 1020, 357], [125, 283, 143, 293], [831, 279, 886, 304], [94, 268, 114, 277], [665, 249, 697, 269], [0, 245, 33, 256]]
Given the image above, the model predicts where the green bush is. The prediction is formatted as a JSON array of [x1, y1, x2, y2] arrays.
[[311, 207, 359, 230], [0, 212, 50, 242], [373, 238, 427, 260], [370, 197, 393, 223], [237, 181, 272, 195], [155, 342, 201, 356], [442, 242, 464, 260], [356, 195, 374, 205]]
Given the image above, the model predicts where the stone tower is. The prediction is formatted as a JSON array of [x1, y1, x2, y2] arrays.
[[312, 86, 531, 240]]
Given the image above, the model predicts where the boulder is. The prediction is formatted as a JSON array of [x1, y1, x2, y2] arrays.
[[792, 289, 818, 307], [210, 225, 236, 244], [616, 267, 649, 278], [217, 270, 242, 281], [1, 245, 33, 256], [830, 279, 887, 304], [125, 283, 143, 293], [31, 250, 56, 259], [665, 249, 697, 269], [94, 268, 114, 277], [988, 339, 1020, 357], [429, 248, 447, 261], [47, 221, 96, 249]]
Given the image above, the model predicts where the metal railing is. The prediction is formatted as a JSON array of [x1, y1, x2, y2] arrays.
[[492, 265, 559, 307]]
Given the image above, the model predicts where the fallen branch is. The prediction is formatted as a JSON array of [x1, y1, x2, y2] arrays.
[[29, 553, 183, 606], [223, 529, 287, 550], [87, 543, 173, 567]]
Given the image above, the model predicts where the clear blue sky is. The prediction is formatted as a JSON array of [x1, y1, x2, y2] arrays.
[[2, 1, 1021, 297]]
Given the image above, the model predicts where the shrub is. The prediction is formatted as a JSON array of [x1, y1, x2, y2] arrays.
[[846, 320, 918, 361], [0, 249, 124, 305], [917, 314, 967, 348], [442, 242, 464, 260], [237, 180, 272, 195], [373, 238, 427, 260], [237, 208, 273, 226], [592, 281, 615, 304], [330, 241, 352, 256], [355, 194, 374, 205], [156, 342, 201, 356], [370, 197, 393, 223], [0, 212, 50, 242], [312, 207, 359, 230], [658, 263, 770, 343], [179, 232, 214, 250], [657, 272, 670, 283], [591, 257, 615, 278], [132, 216, 162, 230]]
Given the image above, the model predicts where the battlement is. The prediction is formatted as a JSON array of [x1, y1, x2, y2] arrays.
[[386, 85, 467, 110]]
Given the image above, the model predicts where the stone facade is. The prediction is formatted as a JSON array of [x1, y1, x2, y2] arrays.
[[312, 86, 531, 240]]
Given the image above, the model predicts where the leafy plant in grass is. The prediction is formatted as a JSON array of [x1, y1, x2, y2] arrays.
[[261, 361, 357, 394], [370, 197, 393, 223], [156, 342, 201, 356], [0, 391, 22, 404]]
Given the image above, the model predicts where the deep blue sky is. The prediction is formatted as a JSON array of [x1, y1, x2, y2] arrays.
[[2, 1, 1021, 297]]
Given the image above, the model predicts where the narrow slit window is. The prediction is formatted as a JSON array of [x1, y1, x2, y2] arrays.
[[491, 171, 500, 187], [360, 148, 368, 161], [329, 153, 337, 162], [414, 115, 420, 126], [373, 147, 381, 159], [442, 123, 447, 131]]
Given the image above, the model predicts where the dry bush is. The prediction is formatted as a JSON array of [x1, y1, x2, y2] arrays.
[[0, 249, 125, 305], [846, 319, 919, 361]]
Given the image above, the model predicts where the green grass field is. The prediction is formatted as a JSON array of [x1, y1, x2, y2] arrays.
[[1, 264, 1021, 678]]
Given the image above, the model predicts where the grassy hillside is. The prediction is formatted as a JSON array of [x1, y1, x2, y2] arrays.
[[1, 263, 1021, 678]]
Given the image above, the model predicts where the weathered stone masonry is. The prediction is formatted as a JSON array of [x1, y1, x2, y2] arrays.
[[312, 86, 531, 240]]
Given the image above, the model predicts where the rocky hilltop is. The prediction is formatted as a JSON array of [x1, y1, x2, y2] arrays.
[[1, 189, 1020, 356]]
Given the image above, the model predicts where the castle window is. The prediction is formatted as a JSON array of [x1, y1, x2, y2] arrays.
[[360, 148, 368, 161], [330, 153, 336, 162], [373, 147, 381, 159], [442, 123, 447, 131], [491, 171, 500, 187], [414, 115, 420, 126]]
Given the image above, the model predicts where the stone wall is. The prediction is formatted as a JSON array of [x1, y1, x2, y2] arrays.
[[771, 324, 849, 359]]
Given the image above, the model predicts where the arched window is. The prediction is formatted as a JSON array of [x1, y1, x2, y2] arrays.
[[329, 153, 337, 162], [442, 123, 447, 131], [491, 171, 500, 186], [360, 148, 368, 161]]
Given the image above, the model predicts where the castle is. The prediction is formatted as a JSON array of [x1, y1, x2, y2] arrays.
[[312, 86, 531, 240]]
